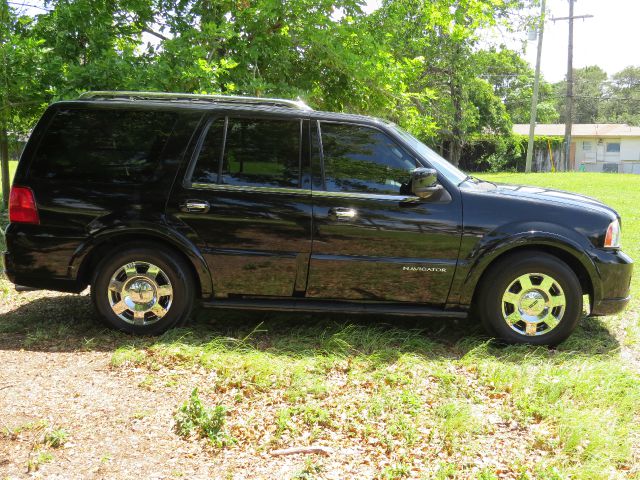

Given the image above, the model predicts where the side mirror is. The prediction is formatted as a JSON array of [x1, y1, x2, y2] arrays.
[[411, 167, 441, 199]]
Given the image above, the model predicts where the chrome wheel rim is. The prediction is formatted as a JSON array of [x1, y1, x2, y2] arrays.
[[501, 272, 566, 336], [107, 261, 173, 326]]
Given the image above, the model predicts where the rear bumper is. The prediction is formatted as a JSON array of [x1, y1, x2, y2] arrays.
[[2, 223, 84, 293], [3, 248, 84, 294], [589, 248, 633, 316]]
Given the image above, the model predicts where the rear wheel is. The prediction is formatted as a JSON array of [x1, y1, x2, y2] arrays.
[[477, 252, 583, 345], [91, 244, 195, 335]]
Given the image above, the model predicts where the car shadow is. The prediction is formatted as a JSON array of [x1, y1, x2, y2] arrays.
[[0, 291, 622, 363]]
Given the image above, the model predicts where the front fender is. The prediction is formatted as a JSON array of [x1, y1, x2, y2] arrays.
[[69, 220, 214, 297], [451, 222, 600, 307]]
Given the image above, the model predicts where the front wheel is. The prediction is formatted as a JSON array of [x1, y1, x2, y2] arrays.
[[91, 244, 195, 335], [476, 252, 583, 345]]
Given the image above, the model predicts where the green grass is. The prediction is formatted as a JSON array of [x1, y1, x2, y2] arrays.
[[1, 171, 639, 478]]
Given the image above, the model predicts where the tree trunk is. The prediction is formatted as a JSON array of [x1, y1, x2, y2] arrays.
[[449, 79, 463, 167], [1, 0, 9, 209], [0, 115, 9, 211]]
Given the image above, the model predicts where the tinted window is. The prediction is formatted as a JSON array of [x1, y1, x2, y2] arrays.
[[320, 123, 417, 195], [220, 118, 301, 188], [31, 108, 176, 183], [190, 119, 226, 184]]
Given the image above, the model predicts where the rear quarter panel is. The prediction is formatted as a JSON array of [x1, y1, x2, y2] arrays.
[[4, 103, 203, 288]]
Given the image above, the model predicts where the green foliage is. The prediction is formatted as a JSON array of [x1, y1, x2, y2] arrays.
[[291, 458, 324, 479], [552, 65, 608, 124], [3, 0, 539, 171], [174, 388, 233, 447], [43, 428, 68, 448], [600, 66, 640, 126], [549, 65, 640, 127], [7, 0, 639, 172]]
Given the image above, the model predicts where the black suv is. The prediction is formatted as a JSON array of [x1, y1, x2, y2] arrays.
[[2, 91, 633, 345]]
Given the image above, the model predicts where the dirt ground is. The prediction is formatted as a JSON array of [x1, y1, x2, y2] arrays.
[[0, 339, 378, 480], [0, 290, 373, 480]]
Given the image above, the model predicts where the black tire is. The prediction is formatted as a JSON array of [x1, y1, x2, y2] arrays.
[[476, 252, 583, 346], [91, 243, 195, 335]]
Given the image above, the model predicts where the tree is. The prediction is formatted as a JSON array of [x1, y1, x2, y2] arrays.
[[475, 48, 557, 124], [369, 0, 530, 166], [0, 1, 48, 208], [4, 0, 543, 175], [600, 66, 640, 126], [552, 65, 607, 124]]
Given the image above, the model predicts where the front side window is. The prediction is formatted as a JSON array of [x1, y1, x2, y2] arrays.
[[31, 108, 177, 183], [192, 116, 302, 189], [319, 122, 417, 195]]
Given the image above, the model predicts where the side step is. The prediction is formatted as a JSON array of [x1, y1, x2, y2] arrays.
[[15, 285, 40, 292], [201, 298, 467, 318]]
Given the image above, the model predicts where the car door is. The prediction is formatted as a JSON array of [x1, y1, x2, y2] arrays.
[[308, 121, 462, 305], [168, 113, 313, 298]]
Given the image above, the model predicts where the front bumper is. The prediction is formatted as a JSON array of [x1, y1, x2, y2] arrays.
[[591, 295, 631, 316], [589, 248, 633, 316]]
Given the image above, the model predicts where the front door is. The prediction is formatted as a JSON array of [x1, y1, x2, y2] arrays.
[[307, 121, 462, 305], [169, 114, 312, 298]]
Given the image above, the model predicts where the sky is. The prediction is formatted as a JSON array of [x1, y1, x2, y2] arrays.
[[517, 0, 639, 82]]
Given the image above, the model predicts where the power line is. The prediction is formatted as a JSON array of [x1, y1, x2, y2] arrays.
[[7, 1, 50, 12]]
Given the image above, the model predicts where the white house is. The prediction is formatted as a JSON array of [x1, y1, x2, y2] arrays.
[[513, 124, 640, 173]]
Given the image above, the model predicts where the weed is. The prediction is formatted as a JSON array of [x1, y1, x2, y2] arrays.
[[291, 457, 323, 480], [44, 428, 68, 448], [379, 462, 411, 480], [174, 388, 233, 447], [27, 450, 53, 472]]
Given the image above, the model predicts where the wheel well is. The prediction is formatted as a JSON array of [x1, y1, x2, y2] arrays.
[[471, 245, 593, 307], [77, 235, 202, 296]]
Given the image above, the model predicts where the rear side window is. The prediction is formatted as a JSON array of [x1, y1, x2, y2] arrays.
[[31, 108, 177, 183], [191, 117, 301, 189]]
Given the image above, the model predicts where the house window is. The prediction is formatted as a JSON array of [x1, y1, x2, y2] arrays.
[[582, 141, 592, 151], [606, 142, 621, 153]]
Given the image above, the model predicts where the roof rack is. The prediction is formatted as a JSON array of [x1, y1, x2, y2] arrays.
[[77, 91, 313, 111]]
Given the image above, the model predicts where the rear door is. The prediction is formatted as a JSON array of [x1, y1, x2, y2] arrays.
[[307, 121, 462, 305], [168, 113, 313, 298]]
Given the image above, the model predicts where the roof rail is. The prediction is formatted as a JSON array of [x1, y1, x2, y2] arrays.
[[77, 91, 313, 111]]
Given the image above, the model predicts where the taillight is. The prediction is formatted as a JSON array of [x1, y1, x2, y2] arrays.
[[9, 186, 40, 224]]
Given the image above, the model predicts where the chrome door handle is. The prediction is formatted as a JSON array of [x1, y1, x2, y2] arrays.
[[180, 200, 210, 213], [328, 207, 357, 221]]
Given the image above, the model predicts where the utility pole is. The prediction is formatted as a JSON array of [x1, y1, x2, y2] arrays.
[[525, 0, 546, 173], [552, 0, 593, 171]]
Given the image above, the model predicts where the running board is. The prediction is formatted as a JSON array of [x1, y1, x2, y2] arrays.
[[15, 285, 41, 292], [201, 298, 467, 318]]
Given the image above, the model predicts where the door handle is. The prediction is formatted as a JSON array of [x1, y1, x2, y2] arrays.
[[180, 200, 210, 213], [328, 207, 357, 221]]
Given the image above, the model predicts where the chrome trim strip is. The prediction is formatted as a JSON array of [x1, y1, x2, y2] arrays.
[[312, 191, 421, 202], [189, 182, 421, 202], [190, 183, 310, 195]]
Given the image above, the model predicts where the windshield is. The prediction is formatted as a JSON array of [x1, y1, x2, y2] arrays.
[[391, 125, 468, 185]]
